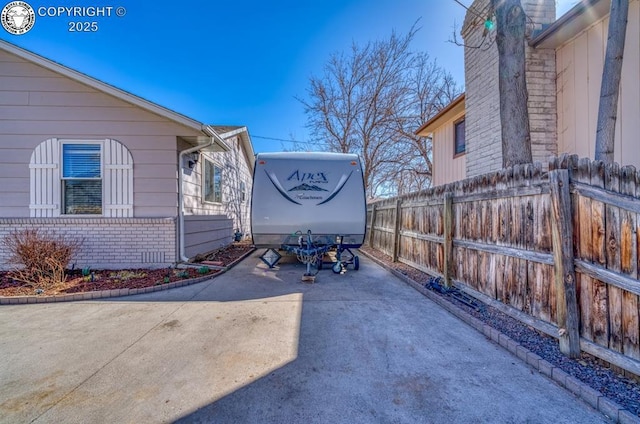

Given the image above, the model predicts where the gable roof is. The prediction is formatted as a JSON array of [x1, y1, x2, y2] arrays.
[[0, 39, 229, 151], [212, 125, 256, 169]]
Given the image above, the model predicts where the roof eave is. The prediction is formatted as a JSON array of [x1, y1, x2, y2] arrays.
[[212, 126, 256, 169], [415, 93, 466, 136], [531, 0, 609, 48]]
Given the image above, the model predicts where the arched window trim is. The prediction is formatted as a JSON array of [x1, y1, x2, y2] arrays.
[[29, 138, 134, 217]]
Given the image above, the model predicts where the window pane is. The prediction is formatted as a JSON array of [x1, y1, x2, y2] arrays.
[[204, 159, 222, 203], [63, 144, 101, 178], [204, 160, 214, 202], [455, 120, 466, 155], [214, 166, 222, 203], [64, 180, 102, 214]]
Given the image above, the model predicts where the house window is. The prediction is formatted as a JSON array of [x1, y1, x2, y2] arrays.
[[204, 158, 222, 203], [240, 181, 246, 202], [30, 138, 133, 218], [62, 143, 102, 214], [454, 118, 465, 155]]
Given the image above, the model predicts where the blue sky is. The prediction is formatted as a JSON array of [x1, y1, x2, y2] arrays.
[[1, 0, 578, 153]]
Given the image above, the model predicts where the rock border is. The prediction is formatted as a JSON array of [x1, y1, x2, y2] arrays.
[[360, 249, 640, 424], [0, 248, 256, 305]]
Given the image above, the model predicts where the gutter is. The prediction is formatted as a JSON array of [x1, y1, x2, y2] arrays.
[[530, 0, 607, 48], [177, 126, 229, 263]]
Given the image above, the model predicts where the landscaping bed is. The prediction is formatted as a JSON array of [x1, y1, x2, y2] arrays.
[[0, 242, 254, 297]]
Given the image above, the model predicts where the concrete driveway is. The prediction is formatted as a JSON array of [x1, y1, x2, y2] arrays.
[[0, 251, 607, 423]]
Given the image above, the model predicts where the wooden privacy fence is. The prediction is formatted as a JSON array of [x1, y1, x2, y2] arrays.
[[366, 155, 640, 377]]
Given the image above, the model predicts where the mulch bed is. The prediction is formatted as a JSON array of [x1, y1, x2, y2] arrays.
[[0, 242, 254, 297]]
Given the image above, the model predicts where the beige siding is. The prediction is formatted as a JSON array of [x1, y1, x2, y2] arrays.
[[432, 111, 467, 187], [182, 135, 253, 236], [0, 49, 202, 218], [556, 0, 640, 168], [183, 215, 233, 258]]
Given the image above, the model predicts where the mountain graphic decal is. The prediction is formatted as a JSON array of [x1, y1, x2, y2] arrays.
[[288, 183, 328, 192]]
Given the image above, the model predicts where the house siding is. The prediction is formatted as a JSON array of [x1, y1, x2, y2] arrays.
[[556, 0, 640, 168], [182, 135, 253, 236], [0, 218, 176, 270], [0, 48, 200, 218], [184, 215, 233, 258], [433, 111, 467, 186], [462, 0, 556, 178]]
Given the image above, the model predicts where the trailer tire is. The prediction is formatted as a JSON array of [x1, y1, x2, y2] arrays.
[[332, 262, 342, 274], [353, 256, 360, 270]]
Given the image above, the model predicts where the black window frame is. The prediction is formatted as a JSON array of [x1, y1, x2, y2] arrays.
[[454, 118, 466, 156]]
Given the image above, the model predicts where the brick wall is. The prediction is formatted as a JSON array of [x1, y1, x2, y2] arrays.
[[0, 218, 176, 270], [462, 0, 557, 177]]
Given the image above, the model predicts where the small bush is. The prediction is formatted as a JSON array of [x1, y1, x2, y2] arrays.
[[2, 229, 82, 291]]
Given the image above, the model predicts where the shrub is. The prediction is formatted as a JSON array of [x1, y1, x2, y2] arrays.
[[2, 229, 82, 291]]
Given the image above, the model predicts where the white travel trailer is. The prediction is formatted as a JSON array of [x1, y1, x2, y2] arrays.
[[251, 152, 366, 272]]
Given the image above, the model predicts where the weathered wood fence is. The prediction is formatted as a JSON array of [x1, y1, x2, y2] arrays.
[[366, 155, 640, 377]]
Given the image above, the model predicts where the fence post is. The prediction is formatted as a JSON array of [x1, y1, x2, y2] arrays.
[[392, 198, 402, 262], [549, 169, 581, 358], [368, 203, 376, 248], [443, 192, 453, 288]]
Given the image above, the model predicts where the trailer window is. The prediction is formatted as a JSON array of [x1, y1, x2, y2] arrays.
[[203, 158, 222, 203]]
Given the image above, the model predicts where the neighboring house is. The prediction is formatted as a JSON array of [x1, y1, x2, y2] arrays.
[[419, 0, 640, 185], [534, 0, 640, 164], [415, 93, 466, 186], [0, 40, 255, 270]]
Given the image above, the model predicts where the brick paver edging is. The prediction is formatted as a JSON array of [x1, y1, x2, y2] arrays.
[[359, 250, 640, 424], [0, 248, 256, 305]]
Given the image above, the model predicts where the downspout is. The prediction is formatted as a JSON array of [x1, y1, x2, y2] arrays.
[[177, 126, 227, 262]]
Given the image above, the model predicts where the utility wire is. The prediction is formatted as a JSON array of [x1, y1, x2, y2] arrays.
[[252, 135, 326, 146]]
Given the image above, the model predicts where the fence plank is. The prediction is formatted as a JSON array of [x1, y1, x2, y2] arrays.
[[575, 159, 592, 339], [443, 193, 453, 287], [392, 199, 402, 262], [549, 169, 581, 358], [590, 161, 610, 348], [620, 166, 640, 359], [605, 163, 623, 353], [368, 203, 376, 248]]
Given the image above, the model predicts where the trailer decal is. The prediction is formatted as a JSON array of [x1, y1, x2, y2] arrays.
[[265, 170, 301, 205], [264, 162, 355, 206], [317, 171, 353, 205]]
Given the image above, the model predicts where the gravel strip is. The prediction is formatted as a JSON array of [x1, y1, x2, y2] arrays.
[[360, 247, 640, 419]]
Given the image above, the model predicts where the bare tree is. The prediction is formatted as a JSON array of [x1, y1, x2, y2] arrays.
[[595, 0, 629, 163], [299, 25, 460, 198], [492, 0, 532, 167]]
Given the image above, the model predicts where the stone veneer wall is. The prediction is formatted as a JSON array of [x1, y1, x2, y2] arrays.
[[462, 0, 557, 178], [0, 218, 176, 270]]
